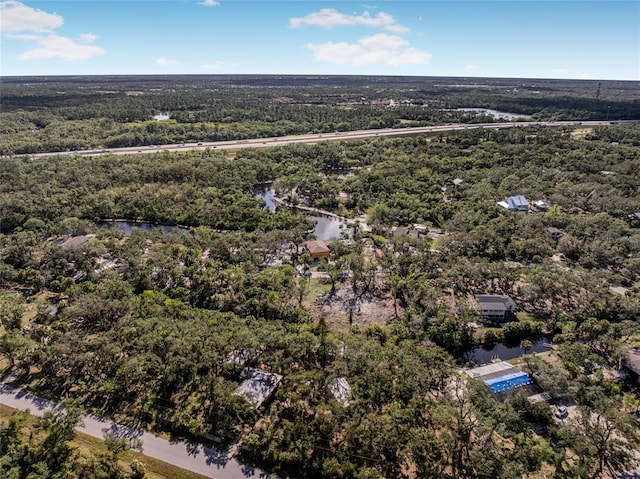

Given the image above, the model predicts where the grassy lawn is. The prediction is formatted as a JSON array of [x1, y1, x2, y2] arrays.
[[515, 311, 539, 322], [306, 274, 333, 300], [0, 404, 210, 479]]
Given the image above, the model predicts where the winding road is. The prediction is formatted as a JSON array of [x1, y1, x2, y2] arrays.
[[20, 120, 633, 159], [0, 375, 267, 479]]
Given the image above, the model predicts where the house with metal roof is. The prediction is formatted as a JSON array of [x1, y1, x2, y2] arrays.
[[497, 195, 529, 212], [329, 377, 353, 407], [472, 294, 516, 321], [233, 369, 283, 409], [59, 235, 90, 250], [466, 361, 532, 394]]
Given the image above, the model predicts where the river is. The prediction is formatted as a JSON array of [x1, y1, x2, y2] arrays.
[[454, 108, 531, 120], [466, 337, 553, 365], [255, 188, 351, 240], [98, 188, 351, 241], [97, 220, 190, 236]]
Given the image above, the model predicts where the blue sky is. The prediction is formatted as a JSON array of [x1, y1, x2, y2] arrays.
[[1, 0, 638, 79]]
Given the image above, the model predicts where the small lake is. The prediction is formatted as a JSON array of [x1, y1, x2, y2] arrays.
[[255, 188, 277, 212], [255, 188, 351, 240], [97, 220, 189, 236], [466, 337, 552, 365], [312, 216, 350, 241], [454, 108, 531, 120]]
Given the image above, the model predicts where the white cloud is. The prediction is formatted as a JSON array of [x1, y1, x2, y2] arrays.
[[201, 60, 227, 70], [19, 34, 105, 61], [464, 64, 477, 70], [290, 8, 408, 33], [580, 73, 593, 79], [156, 57, 177, 66], [2, 1, 105, 61], [551, 68, 569, 73], [199, 0, 219, 6], [307, 33, 431, 66], [78, 33, 98, 43], [0, 0, 63, 32], [5, 32, 40, 41]]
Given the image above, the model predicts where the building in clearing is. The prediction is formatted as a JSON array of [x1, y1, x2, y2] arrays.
[[497, 195, 529, 212], [471, 294, 516, 321], [622, 347, 640, 382], [329, 377, 353, 407], [453, 178, 465, 187], [304, 240, 331, 260], [392, 226, 420, 238], [543, 227, 564, 240], [466, 361, 532, 394], [233, 369, 283, 409], [59, 235, 90, 250]]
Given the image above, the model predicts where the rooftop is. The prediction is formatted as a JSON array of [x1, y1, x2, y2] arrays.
[[233, 369, 283, 409], [329, 377, 352, 407], [473, 294, 516, 310], [507, 195, 528, 209], [624, 348, 640, 376], [59, 235, 90, 250], [465, 361, 532, 395], [304, 240, 330, 255]]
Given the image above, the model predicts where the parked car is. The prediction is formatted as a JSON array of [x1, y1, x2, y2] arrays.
[[555, 405, 568, 419]]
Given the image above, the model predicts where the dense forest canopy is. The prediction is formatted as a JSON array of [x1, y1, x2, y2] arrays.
[[1, 75, 640, 479], [1, 75, 638, 155]]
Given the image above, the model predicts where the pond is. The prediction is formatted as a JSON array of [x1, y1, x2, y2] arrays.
[[312, 216, 351, 241], [255, 188, 276, 212], [97, 220, 190, 236], [466, 337, 553, 365], [454, 108, 531, 120], [255, 188, 351, 240]]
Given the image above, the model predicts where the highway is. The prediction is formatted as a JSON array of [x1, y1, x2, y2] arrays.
[[21, 120, 632, 159], [0, 376, 264, 479]]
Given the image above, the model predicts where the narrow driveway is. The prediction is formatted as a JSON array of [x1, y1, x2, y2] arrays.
[[0, 377, 268, 479]]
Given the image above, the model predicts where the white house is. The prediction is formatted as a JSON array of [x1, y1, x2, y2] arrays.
[[498, 195, 529, 212], [472, 294, 517, 321]]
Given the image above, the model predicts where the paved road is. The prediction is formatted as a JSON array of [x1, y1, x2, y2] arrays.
[[0, 378, 267, 479], [20, 120, 634, 159]]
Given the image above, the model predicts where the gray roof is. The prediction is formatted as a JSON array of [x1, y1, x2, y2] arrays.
[[60, 235, 90, 249], [506, 195, 528, 210], [474, 294, 516, 308], [233, 369, 282, 409], [478, 301, 507, 312], [466, 361, 515, 380], [624, 348, 640, 375], [329, 377, 352, 406]]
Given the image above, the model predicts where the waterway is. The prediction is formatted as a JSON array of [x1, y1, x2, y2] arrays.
[[97, 220, 189, 236], [466, 337, 552, 365], [255, 188, 351, 240], [454, 108, 531, 120]]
